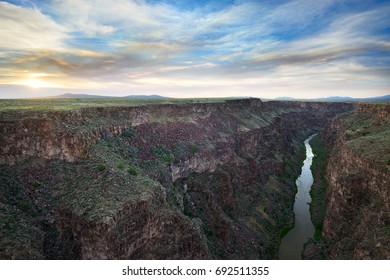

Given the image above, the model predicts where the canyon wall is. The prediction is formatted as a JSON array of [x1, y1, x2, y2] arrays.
[[0, 100, 355, 259], [321, 104, 390, 259]]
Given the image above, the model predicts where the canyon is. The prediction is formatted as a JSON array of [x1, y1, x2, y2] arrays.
[[0, 99, 389, 259]]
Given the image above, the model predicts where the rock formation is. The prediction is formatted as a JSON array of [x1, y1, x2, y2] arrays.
[[5, 99, 386, 260], [321, 104, 390, 259]]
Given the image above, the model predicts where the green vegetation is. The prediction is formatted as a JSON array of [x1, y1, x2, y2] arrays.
[[190, 143, 199, 153], [97, 163, 106, 171], [0, 97, 239, 111], [117, 163, 125, 169], [122, 128, 135, 138], [281, 137, 307, 188], [150, 145, 175, 163], [171, 142, 200, 160], [279, 224, 294, 239], [32, 181, 41, 188], [339, 105, 390, 164], [127, 167, 138, 176], [16, 199, 31, 211], [309, 134, 328, 240]]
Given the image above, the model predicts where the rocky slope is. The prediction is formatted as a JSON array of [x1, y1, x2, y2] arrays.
[[0, 99, 355, 259], [320, 103, 390, 259]]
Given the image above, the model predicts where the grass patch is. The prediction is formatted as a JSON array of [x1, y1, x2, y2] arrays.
[[0, 97, 241, 111]]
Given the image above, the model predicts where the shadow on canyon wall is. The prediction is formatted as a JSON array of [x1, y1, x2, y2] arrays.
[[0, 99, 388, 259]]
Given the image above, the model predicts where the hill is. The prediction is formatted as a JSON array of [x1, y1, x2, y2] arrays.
[[275, 95, 390, 102], [51, 93, 166, 99]]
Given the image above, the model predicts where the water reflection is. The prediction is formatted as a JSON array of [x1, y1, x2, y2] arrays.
[[279, 134, 316, 260]]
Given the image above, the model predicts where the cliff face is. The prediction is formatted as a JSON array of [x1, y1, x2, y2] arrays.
[[0, 100, 353, 166], [0, 99, 355, 259], [322, 104, 390, 259]]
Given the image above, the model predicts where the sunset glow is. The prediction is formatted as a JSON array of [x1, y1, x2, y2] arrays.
[[0, 0, 389, 98], [16, 79, 51, 89]]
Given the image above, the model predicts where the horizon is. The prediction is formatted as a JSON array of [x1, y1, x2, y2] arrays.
[[0, 0, 390, 99], [1, 92, 390, 100]]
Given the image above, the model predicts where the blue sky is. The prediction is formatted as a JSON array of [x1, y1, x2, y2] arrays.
[[0, 0, 389, 98]]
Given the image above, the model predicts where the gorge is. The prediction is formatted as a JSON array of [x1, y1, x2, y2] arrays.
[[279, 134, 316, 260], [0, 99, 389, 260]]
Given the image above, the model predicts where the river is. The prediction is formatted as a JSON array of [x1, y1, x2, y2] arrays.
[[278, 134, 316, 260]]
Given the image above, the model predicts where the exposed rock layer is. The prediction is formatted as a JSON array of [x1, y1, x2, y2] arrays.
[[0, 100, 357, 259], [321, 104, 390, 259]]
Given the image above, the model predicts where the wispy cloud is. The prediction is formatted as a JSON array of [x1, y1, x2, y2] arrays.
[[0, 2, 67, 50], [0, 0, 389, 98]]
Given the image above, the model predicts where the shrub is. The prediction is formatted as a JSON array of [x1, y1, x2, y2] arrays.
[[387, 159, 390, 165], [122, 128, 135, 138], [139, 160, 155, 169], [16, 199, 30, 211], [150, 145, 174, 163], [32, 181, 41, 188], [117, 163, 125, 169], [127, 167, 138, 176], [190, 143, 199, 153], [97, 163, 106, 171]]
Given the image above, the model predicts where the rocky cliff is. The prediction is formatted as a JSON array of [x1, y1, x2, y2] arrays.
[[321, 103, 390, 259], [0, 99, 355, 259]]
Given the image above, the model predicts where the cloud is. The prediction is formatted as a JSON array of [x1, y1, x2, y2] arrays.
[[204, 3, 390, 76], [265, 0, 336, 28], [50, 0, 181, 38], [0, 1, 67, 50], [0, 0, 389, 99]]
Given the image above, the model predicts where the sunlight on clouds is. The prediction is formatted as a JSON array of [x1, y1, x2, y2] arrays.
[[16, 79, 53, 88], [11, 73, 57, 88], [0, 0, 389, 98], [8, 72, 102, 90], [0, 2, 67, 50], [51, 0, 179, 37]]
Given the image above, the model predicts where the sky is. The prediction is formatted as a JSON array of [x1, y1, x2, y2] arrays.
[[0, 0, 389, 99]]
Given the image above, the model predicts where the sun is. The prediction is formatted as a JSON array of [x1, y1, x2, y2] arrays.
[[10, 73, 56, 88], [17, 79, 52, 88], [13, 76, 53, 88]]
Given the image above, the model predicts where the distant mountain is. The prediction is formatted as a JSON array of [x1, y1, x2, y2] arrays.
[[274, 96, 297, 101], [123, 95, 165, 98], [315, 96, 355, 102], [274, 95, 390, 102], [51, 93, 166, 99], [357, 95, 390, 102], [52, 93, 111, 98]]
